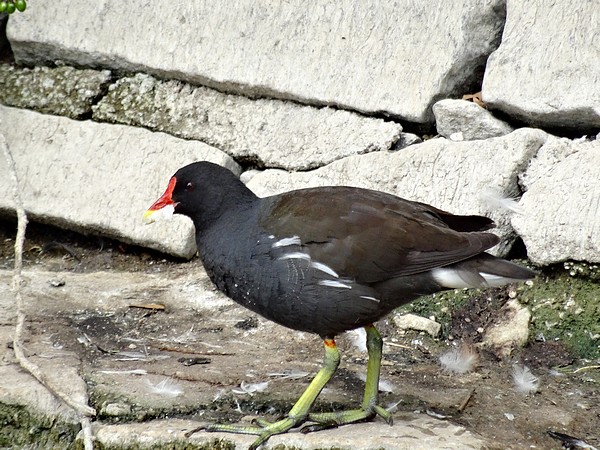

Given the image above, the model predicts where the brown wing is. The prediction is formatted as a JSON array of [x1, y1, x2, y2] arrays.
[[260, 186, 499, 284]]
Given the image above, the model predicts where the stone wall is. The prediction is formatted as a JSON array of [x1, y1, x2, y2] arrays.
[[1, 0, 598, 264]]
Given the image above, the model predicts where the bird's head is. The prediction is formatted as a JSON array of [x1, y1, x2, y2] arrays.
[[143, 161, 255, 228]]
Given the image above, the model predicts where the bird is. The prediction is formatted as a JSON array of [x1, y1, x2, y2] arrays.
[[144, 161, 536, 449]]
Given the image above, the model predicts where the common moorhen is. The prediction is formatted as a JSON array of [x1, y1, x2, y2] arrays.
[[145, 161, 535, 449]]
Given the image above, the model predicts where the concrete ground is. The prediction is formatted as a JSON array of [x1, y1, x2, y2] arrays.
[[0, 236, 598, 449]]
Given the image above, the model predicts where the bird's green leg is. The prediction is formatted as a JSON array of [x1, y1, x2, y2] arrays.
[[188, 338, 341, 450], [305, 324, 393, 430]]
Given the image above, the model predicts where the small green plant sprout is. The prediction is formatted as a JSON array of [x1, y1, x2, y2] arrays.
[[0, 0, 27, 14]]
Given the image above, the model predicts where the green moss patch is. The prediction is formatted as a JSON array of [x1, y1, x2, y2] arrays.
[[88, 438, 235, 450], [396, 262, 600, 360], [0, 403, 79, 449], [520, 265, 600, 359]]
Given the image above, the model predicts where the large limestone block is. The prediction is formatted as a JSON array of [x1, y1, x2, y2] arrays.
[[93, 74, 402, 170], [7, 0, 506, 123], [512, 137, 600, 265], [248, 128, 548, 255], [482, 0, 600, 132], [0, 105, 240, 258]]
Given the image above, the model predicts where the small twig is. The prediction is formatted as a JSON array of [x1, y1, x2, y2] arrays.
[[1, 127, 95, 449], [458, 388, 475, 413], [384, 341, 413, 350], [573, 365, 600, 374], [40, 241, 81, 261], [155, 343, 234, 356]]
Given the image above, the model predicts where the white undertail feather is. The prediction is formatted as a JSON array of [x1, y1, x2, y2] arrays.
[[431, 267, 480, 288], [432, 267, 526, 289], [480, 187, 523, 214]]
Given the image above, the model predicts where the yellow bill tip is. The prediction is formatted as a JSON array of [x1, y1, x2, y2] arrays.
[[143, 204, 175, 224], [143, 209, 157, 224]]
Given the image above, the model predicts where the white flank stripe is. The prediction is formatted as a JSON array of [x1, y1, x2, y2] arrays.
[[318, 280, 352, 289], [360, 295, 380, 303], [272, 236, 302, 248], [310, 261, 339, 278], [277, 252, 311, 261]]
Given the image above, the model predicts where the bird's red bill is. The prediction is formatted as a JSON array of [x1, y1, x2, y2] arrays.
[[143, 176, 177, 224]]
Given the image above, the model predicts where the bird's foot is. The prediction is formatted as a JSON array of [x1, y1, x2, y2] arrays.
[[187, 415, 305, 450], [302, 404, 393, 432]]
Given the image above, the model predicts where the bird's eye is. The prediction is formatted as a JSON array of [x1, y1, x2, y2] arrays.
[[185, 182, 195, 192]]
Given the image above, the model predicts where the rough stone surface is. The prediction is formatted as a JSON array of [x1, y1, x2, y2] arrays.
[[92, 73, 403, 170], [482, 299, 531, 358], [512, 136, 600, 265], [433, 98, 514, 140], [7, 0, 506, 123], [0, 105, 240, 258], [92, 417, 485, 450], [248, 128, 549, 255], [393, 313, 441, 337], [0, 356, 86, 426], [482, 0, 600, 132], [0, 268, 487, 450], [0, 63, 112, 119], [2, 264, 598, 449]]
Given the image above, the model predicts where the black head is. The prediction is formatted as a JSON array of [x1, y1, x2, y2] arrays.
[[145, 161, 256, 230]]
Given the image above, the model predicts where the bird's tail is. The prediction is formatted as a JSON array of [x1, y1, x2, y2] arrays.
[[431, 253, 536, 289]]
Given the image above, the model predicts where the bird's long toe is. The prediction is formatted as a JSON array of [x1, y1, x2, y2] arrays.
[[304, 402, 393, 431], [200, 415, 303, 449]]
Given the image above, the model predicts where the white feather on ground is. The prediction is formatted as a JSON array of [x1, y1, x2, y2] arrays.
[[212, 389, 226, 402], [385, 400, 402, 412], [480, 187, 523, 214], [439, 345, 479, 374], [232, 380, 269, 395], [511, 364, 539, 394], [145, 377, 183, 398], [346, 328, 368, 352], [267, 369, 310, 380], [98, 369, 147, 375], [355, 372, 396, 393]]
